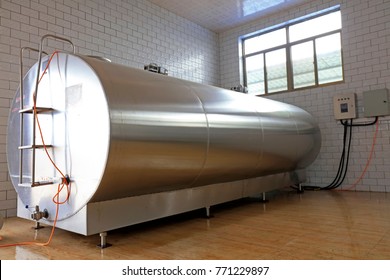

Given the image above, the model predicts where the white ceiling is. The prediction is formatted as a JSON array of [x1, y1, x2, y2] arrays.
[[149, 0, 307, 32]]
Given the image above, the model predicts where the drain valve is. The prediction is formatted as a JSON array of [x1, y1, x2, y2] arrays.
[[31, 205, 49, 221]]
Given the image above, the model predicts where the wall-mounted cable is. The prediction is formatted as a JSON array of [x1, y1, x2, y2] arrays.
[[340, 116, 378, 127], [342, 118, 379, 191], [296, 116, 379, 191]]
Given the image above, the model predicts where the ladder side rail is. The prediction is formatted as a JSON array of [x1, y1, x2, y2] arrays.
[[31, 35, 75, 186], [19, 47, 48, 185]]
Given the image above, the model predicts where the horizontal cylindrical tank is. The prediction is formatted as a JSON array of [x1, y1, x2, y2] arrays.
[[7, 53, 321, 221]]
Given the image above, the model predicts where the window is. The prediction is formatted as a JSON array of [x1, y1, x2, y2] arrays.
[[242, 7, 343, 95]]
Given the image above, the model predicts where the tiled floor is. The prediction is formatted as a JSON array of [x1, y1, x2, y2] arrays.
[[1, 188, 390, 260]]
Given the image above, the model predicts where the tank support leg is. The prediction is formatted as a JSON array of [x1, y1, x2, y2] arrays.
[[33, 221, 44, 230], [297, 183, 304, 194], [97, 232, 112, 249], [260, 192, 269, 203], [205, 206, 213, 218]]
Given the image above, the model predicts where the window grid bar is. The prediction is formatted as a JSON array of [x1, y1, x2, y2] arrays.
[[286, 25, 293, 92], [245, 29, 341, 60], [313, 39, 319, 86], [264, 52, 268, 94]]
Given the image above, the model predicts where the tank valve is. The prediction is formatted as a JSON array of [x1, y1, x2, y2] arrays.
[[31, 205, 49, 221]]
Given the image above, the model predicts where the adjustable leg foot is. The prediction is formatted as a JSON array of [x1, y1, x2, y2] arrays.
[[260, 192, 269, 203], [97, 232, 112, 249], [205, 206, 213, 219], [33, 221, 44, 230]]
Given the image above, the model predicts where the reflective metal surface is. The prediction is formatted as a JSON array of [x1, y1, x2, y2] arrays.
[[7, 53, 321, 224]]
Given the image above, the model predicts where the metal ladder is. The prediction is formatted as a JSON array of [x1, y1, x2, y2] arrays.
[[18, 35, 75, 187]]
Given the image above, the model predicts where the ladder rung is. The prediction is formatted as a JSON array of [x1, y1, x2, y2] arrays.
[[32, 181, 54, 187], [18, 181, 54, 188], [18, 183, 32, 188], [19, 144, 53, 150], [19, 107, 54, 114]]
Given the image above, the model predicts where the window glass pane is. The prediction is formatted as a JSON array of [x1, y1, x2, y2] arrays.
[[289, 11, 341, 42], [316, 33, 343, 84], [245, 54, 265, 95], [244, 28, 286, 55], [291, 41, 315, 89], [266, 48, 287, 93]]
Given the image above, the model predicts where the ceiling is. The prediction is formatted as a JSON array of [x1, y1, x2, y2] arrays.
[[149, 0, 307, 32]]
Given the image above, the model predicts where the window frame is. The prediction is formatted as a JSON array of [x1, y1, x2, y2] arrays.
[[242, 6, 344, 95]]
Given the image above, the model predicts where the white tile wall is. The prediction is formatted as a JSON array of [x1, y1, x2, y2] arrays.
[[0, 0, 220, 217], [219, 0, 390, 192]]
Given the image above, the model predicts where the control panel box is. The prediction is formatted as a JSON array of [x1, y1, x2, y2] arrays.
[[363, 88, 390, 117], [333, 93, 357, 120]]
